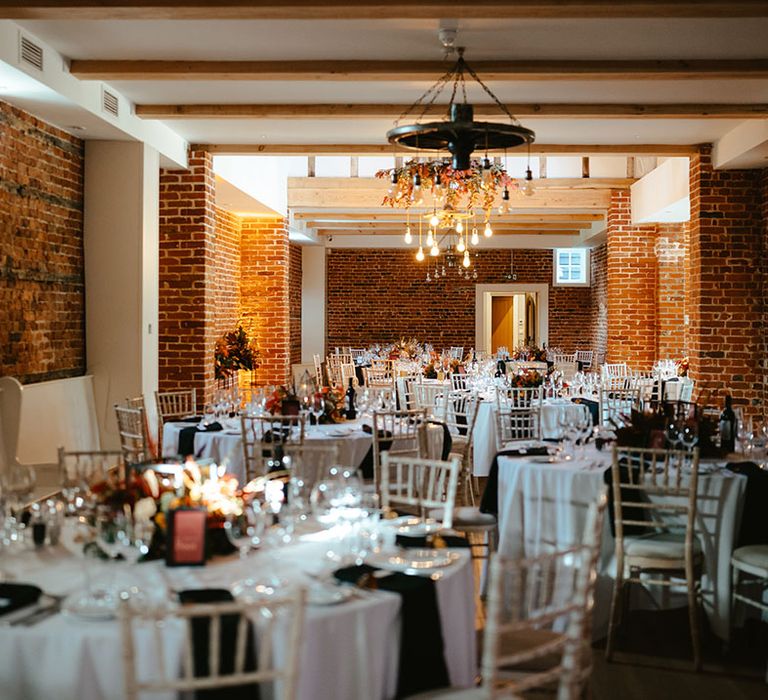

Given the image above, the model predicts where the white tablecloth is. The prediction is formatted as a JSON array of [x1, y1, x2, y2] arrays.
[[163, 419, 446, 486], [472, 399, 590, 477], [493, 447, 747, 640], [0, 526, 475, 700]]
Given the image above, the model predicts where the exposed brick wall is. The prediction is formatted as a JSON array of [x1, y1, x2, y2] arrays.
[[240, 217, 291, 385], [158, 150, 216, 399], [0, 100, 85, 384], [213, 207, 241, 338], [656, 223, 688, 360], [589, 243, 607, 364], [326, 248, 592, 351], [288, 243, 302, 367], [762, 170, 768, 412], [688, 147, 764, 413], [606, 190, 659, 369]]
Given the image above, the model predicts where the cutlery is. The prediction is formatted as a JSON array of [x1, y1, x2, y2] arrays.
[[9, 595, 64, 627]]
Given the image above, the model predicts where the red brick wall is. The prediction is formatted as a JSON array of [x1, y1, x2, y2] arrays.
[[158, 150, 216, 399], [0, 100, 85, 383], [762, 170, 768, 412], [326, 248, 592, 351], [656, 222, 688, 360], [589, 243, 608, 364], [288, 244, 302, 367], [213, 207, 241, 338], [688, 147, 764, 413], [606, 190, 659, 369], [240, 217, 291, 385]]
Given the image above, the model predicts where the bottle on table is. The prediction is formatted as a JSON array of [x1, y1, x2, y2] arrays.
[[718, 394, 736, 454], [345, 378, 357, 420]]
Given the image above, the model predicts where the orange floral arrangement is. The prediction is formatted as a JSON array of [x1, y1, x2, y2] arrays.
[[508, 370, 545, 388]]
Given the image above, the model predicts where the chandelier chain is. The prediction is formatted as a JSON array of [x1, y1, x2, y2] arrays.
[[460, 57, 521, 126]]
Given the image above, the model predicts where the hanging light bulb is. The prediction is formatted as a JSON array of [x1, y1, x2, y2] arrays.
[[404, 226, 412, 244], [463, 250, 471, 268], [523, 167, 535, 197], [471, 228, 480, 246], [430, 242, 440, 256], [482, 156, 492, 184], [498, 186, 511, 215], [429, 212, 439, 228], [484, 222, 493, 238], [415, 246, 425, 261], [426, 229, 434, 247], [413, 172, 421, 189], [388, 171, 398, 196], [456, 238, 466, 253], [426, 271, 431, 282], [456, 220, 464, 234]]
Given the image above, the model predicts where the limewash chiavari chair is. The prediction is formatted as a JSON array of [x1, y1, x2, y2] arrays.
[[58, 447, 125, 492], [601, 362, 629, 380], [312, 354, 324, 386], [395, 374, 420, 410], [450, 373, 469, 392], [444, 391, 481, 505], [241, 414, 306, 482], [448, 346, 465, 360], [114, 404, 154, 466], [154, 389, 197, 453], [606, 446, 703, 670], [575, 350, 593, 370], [496, 386, 543, 445], [349, 348, 366, 362], [598, 377, 640, 427], [415, 493, 607, 700], [338, 362, 360, 389], [364, 365, 395, 390], [121, 589, 306, 700], [553, 353, 576, 365], [371, 408, 426, 493], [414, 382, 449, 421], [380, 454, 460, 529]]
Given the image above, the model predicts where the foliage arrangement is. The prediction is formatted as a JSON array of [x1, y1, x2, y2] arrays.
[[508, 369, 545, 388], [214, 324, 260, 380], [315, 385, 346, 424], [511, 345, 548, 362], [265, 385, 299, 415], [677, 357, 690, 377]]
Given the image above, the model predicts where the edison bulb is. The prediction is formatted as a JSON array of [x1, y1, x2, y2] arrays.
[[463, 251, 471, 268], [415, 246, 425, 262], [498, 202, 510, 215], [430, 243, 439, 257], [456, 239, 466, 253], [522, 180, 535, 197], [471, 229, 480, 246], [456, 220, 464, 234], [426, 230, 434, 247], [429, 213, 439, 227], [404, 227, 413, 244], [484, 223, 493, 238]]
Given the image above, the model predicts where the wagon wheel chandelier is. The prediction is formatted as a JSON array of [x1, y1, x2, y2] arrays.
[[377, 37, 537, 271]]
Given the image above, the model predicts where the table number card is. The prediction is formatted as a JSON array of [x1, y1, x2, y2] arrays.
[[166, 508, 207, 566]]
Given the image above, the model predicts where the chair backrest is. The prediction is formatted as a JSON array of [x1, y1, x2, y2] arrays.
[[349, 348, 366, 361], [124, 395, 146, 410], [611, 446, 700, 556], [327, 353, 352, 369], [575, 350, 593, 369], [448, 346, 464, 360], [395, 374, 420, 410], [481, 492, 606, 699], [553, 353, 576, 364], [364, 366, 394, 388], [58, 447, 124, 487], [598, 378, 640, 426], [114, 404, 152, 466], [338, 362, 359, 389], [413, 383, 449, 421], [155, 389, 197, 422], [312, 354, 324, 386], [241, 415, 306, 482], [450, 373, 469, 391], [121, 589, 306, 700], [380, 454, 460, 529], [601, 363, 629, 379], [371, 409, 426, 489], [444, 392, 481, 460], [496, 386, 543, 443]]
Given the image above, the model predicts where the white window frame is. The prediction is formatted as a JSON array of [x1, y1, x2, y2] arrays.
[[553, 248, 590, 287]]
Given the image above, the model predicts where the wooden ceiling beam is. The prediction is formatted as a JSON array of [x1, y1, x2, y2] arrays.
[[308, 221, 586, 231], [137, 102, 768, 119], [316, 228, 581, 236], [197, 143, 698, 156], [292, 212, 605, 222], [71, 59, 768, 82], [5, 2, 768, 20]]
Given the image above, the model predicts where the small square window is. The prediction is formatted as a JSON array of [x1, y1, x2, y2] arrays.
[[553, 248, 589, 287]]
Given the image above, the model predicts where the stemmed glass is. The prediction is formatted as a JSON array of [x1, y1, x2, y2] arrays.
[[0, 465, 36, 546], [224, 500, 266, 558], [736, 415, 754, 456], [310, 395, 326, 425], [666, 419, 684, 451]]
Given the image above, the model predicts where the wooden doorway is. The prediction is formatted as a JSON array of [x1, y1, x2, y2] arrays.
[[490, 293, 538, 354]]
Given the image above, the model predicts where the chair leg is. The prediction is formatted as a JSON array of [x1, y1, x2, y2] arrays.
[[687, 579, 702, 671], [605, 576, 625, 661]]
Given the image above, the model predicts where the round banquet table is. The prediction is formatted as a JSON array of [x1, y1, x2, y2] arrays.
[[472, 398, 593, 477], [492, 445, 747, 641], [0, 523, 476, 700]]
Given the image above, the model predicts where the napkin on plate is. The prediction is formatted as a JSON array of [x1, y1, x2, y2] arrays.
[[0, 583, 43, 618]]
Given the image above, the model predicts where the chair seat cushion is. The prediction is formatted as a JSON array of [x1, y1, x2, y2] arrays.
[[405, 688, 488, 699], [731, 544, 768, 574], [624, 532, 702, 560], [429, 507, 497, 527]]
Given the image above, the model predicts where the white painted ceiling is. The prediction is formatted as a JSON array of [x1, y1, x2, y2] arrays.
[[13, 16, 768, 148]]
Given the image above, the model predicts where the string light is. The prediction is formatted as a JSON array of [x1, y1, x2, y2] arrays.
[[462, 250, 471, 268], [430, 242, 440, 256], [426, 229, 434, 247], [429, 212, 440, 228], [471, 228, 479, 245], [455, 220, 464, 234], [416, 246, 425, 261], [484, 221, 493, 238], [457, 238, 466, 253]]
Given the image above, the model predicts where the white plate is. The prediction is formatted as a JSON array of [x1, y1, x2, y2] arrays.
[[380, 516, 442, 535], [307, 583, 354, 606], [61, 591, 117, 621], [372, 548, 459, 572]]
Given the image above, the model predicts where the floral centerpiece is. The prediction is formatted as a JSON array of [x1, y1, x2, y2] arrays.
[[508, 369, 544, 388], [315, 385, 346, 423], [266, 385, 300, 415], [423, 362, 438, 379], [511, 344, 548, 362], [677, 357, 690, 377], [214, 323, 260, 380]]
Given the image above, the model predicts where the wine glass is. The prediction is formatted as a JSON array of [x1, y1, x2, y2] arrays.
[[310, 395, 326, 425], [736, 415, 754, 455], [1, 465, 36, 545], [681, 422, 699, 452], [224, 500, 266, 558], [666, 420, 683, 451]]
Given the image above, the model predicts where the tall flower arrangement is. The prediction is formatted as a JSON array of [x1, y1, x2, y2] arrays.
[[214, 323, 261, 380]]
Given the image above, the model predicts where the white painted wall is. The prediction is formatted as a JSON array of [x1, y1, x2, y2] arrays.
[[630, 157, 690, 224], [301, 245, 327, 364], [84, 141, 159, 448]]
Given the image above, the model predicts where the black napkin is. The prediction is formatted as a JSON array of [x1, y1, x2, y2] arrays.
[[727, 462, 768, 547], [571, 397, 599, 426], [359, 425, 393, 479], [396, 534, 470, 549], [479, 447, 550, 516], [334, 565, 450, 697], [0, 583, 42, 617], [177, 422, 223, 459], [177, 588, 259, 700]]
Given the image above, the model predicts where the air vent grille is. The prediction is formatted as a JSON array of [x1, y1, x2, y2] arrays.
[[19, 35, 44, 72], [101, 88, 119, 117]]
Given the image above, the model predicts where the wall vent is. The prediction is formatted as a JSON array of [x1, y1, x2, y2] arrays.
[[19, 35, 44, 72], [101, 88, 120, 118]]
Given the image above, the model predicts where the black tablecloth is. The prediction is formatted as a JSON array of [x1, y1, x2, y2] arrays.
[[177, 422, 223, 458], [727, 461, 768, 547]]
